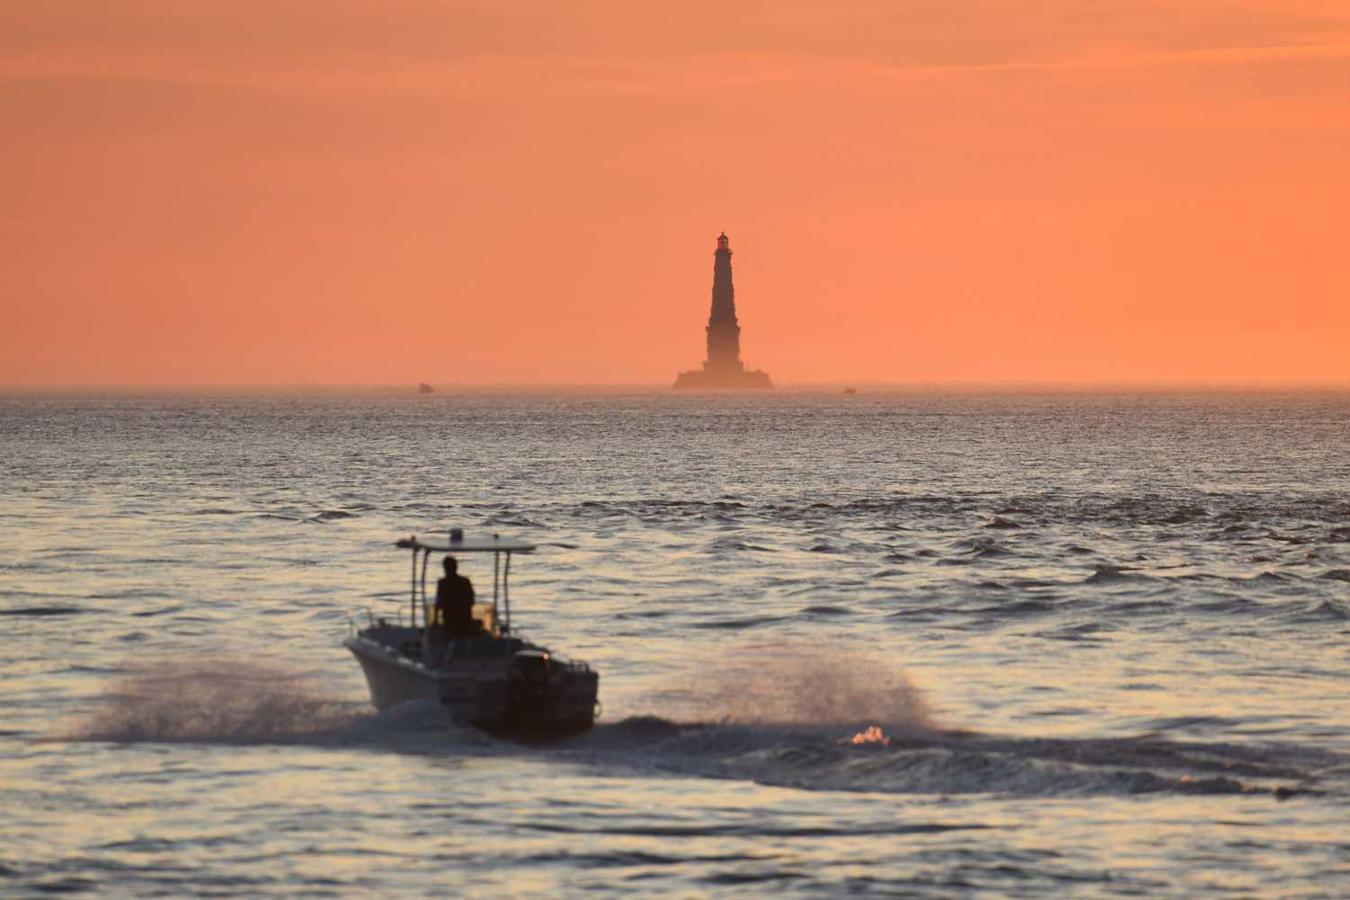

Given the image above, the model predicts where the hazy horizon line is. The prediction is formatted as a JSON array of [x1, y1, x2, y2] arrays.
[[5, 379, 1350, 395]]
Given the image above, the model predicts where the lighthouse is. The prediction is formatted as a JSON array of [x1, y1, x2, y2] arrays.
[[674, 233, 773, 390]]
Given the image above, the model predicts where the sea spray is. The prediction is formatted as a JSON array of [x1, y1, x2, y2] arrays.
[[659, 642, 933, 734], [66, 658, 360, 742]]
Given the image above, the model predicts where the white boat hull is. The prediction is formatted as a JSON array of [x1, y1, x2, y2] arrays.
[[345, 629, 597, 736]]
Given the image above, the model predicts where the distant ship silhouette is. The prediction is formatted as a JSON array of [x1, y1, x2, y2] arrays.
[[674, 233, 772, 390]]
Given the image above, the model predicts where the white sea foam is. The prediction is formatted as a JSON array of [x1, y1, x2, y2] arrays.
[[663, 642, 933, 734], [66, 658, 360, 743]]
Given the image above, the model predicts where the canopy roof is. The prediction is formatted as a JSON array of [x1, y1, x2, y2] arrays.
[[396, 534, 536, 553]]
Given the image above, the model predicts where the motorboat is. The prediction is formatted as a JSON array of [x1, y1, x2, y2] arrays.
[[345, 530, 599, 737]]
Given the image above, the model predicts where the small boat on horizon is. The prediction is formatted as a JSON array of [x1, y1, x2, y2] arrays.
[[417, 383, 435, 394], [345, 530, 599, 737]]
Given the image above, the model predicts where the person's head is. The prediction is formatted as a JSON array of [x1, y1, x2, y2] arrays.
[[443, 556, 457, 575]]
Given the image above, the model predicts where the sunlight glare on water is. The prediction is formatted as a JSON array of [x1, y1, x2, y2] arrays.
[[1, 389, 1347, 895]]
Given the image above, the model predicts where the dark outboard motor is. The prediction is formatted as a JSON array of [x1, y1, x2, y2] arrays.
[[507, 650, 552, 725]]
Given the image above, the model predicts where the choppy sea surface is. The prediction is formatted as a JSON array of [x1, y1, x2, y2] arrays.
[[1, 390, 1348, 896]]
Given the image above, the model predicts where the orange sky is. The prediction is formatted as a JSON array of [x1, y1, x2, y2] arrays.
[[3, 1, 1348, 385]]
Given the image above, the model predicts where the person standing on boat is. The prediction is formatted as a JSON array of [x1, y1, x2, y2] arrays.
[[435, 556, 477, 640]]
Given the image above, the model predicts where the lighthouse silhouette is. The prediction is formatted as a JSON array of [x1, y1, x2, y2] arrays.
[[674, 233, 773, 390]]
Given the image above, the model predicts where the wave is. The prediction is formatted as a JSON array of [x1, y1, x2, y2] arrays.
[[709, 537, 773, 553], [253, 508, 361, 524], [1296, 600, 1348, 622], [311, 509, 358, 522], [969, 599, 1057, 616], [0, 605, 88, 617], [482, 513, 546, 528], [692, 615, 790, 631], [799, 604, 852, 617], [1083, 564, 1150, 584], [542, 493, 1350, 545]]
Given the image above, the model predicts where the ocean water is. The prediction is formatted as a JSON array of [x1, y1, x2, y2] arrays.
[[1, 390, 1347, 896]]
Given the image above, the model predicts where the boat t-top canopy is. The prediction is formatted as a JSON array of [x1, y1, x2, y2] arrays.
[[396, 530, 533, 634], [396, 534, 535, 553]]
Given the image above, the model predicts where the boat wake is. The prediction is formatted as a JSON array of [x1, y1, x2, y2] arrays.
[[561, 718, 1345, 800], [59, 655, 1347, 801]]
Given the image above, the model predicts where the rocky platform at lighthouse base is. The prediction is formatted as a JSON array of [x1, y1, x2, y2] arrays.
[[674, 367, 773, 390]]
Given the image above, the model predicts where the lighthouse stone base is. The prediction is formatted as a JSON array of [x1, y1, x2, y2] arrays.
[[673, 366, 773, 390]]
